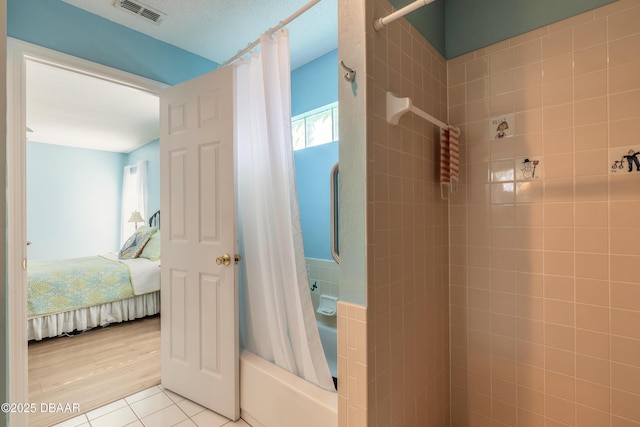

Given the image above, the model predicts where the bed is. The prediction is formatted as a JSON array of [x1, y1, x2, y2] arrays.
[[27, 211, 162, 341]]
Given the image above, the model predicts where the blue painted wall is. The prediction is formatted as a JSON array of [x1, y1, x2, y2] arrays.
[[388, 0, 446, 57], [27, 139, 161, 260], [445, 0, 616, 58], [7, 0, 218, 85], [294, 142, 339, 260], [291, 49, 338, 116], [27, 142, 126, 260], [127, 139, 160, 219], [387, 0, 615, 59], [291, 49, 339, 260]]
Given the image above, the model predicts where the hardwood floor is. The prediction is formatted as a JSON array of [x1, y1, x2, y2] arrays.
[[28, 315, 161, 427]]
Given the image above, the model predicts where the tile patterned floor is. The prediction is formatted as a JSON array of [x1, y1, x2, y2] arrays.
[[51, 386, 251, 427]]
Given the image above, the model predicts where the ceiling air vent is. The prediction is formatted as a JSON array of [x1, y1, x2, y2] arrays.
[[114, 0, 165, 24]]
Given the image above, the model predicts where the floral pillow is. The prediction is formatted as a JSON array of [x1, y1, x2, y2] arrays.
[[140, 230, 161, 261], [119, 226, 157, 260]]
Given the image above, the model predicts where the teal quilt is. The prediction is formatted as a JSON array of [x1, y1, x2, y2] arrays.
[[28, 256, 134, 317]]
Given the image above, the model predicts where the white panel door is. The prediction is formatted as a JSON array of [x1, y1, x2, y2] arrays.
[[160, 65, 238, 420]]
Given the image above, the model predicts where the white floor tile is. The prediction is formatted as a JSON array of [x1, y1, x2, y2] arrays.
[[51, 414, 89, 427], [173, 420, 198, 427], [124, 386, 163, 405], [89, 406, 138, 427], [86, 399, 128, 420], [162, 388, 186, 404], [191, 409, 231, 427], [129, 392, 175, 419], [82, 388, 255, 427], [140, 404, 189, 427], [176, 399, 206, 417]]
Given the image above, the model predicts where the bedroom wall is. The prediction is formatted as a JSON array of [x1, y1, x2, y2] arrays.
[[127, 139, 160, 222], [26, 142, 126, 260]]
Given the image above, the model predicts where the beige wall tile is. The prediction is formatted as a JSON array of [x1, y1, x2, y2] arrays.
[[574, 18, 607, 51], [611, 388, 640, 422], [542, 29, 572, 60], [575, 97, 607, 126], [611, 281, 640, 311], [607, 5, 640, 41], [542, 78, 573, 107], [545, 394, 575, 425], [574, 44, 607, 76], [490, 48, 514, 75], [575, 123, 608, 151], [542, 54, 572, 83], [545, 346, 575, 376], [576, 379, 610, 412], [612, 361, 640, 396], [609, 62, 640, 95], [608, 33, 640, 68], [514, 40, 541, 68], [576, 329, 610, 360], [446, 4, 640, 426], [576, 278, 609, 307], [544, 275, 574, 301], [610, 89, 640, 121], [543, 103, 573, 131]]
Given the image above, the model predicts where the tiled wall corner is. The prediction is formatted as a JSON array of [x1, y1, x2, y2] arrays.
[[449, 1, 640, 426], [337, 301, 368, 427], [365, 0, 451, 425]]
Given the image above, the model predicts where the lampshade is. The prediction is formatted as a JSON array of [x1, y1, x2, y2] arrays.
[[128, 210, 144, 223]]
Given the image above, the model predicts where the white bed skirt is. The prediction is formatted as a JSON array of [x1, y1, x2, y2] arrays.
[[28, 292, 160, 341]]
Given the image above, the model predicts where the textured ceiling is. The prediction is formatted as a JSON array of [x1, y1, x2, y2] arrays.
[[26, 60, 159, 153], [29, 0, 338, 154], [61, 0, 338, 70]]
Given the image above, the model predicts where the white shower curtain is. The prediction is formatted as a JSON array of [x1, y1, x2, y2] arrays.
[[235, 30, 335, 392], [120, 160, 148, 245]]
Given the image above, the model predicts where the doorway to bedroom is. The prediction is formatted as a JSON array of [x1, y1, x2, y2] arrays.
[[11, 39, 166, 426]]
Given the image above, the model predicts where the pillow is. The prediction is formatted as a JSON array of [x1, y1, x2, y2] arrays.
[[119, 226, 157, 260], [140, 230, 161, 261]]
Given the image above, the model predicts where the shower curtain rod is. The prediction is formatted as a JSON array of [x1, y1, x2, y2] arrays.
[[222, 0, 323, 66], [374, 0, 436, 31]]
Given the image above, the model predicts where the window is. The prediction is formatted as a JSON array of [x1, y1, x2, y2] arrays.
[[121, 160, 147, 245], [291, 103, 338, 150]]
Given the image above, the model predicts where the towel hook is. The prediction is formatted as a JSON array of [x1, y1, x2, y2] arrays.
[[340, 60, 356, 82]]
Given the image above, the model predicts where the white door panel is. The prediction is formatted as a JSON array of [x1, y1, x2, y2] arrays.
[[160, 65, 238, 421]]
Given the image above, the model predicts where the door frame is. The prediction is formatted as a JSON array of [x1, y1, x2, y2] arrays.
[[6, 38, 167, 426]]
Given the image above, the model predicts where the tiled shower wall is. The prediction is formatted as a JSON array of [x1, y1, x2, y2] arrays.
[[363, 0, 450, 425], [448, 1, 640, 425]]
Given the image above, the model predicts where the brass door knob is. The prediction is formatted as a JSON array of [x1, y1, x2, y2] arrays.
[[216, 253, 231, 266]]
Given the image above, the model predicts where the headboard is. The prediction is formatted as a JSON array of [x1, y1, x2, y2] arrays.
[[149, 210, 160, 229]]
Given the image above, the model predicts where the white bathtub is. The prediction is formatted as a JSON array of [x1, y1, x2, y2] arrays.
[[239, 321, 338, 427]]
